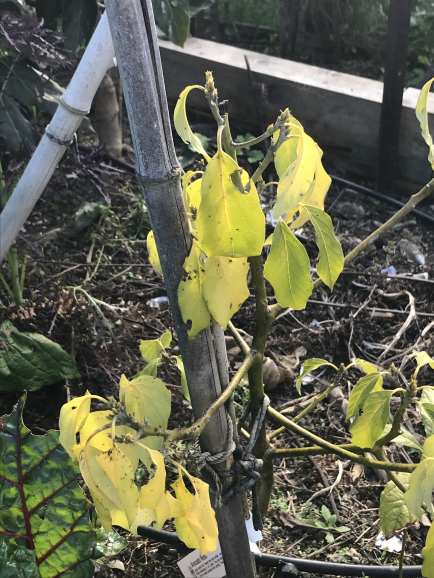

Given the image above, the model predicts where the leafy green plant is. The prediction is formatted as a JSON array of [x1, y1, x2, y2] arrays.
[[0, 321, 80, 392], [314, 505, 351, 543]]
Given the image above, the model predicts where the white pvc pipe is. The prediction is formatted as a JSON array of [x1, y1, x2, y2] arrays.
[[0, 12, 115, 261]]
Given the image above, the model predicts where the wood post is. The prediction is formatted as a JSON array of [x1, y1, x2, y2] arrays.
[[376, 0, 412, 194], [104, 1, 256, 576]]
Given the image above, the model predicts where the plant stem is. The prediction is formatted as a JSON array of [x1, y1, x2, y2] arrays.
[[271, 443, 363, 458], [6, 249, 23, 306], [268, 368, 345, 441], [231, 120, 281, 150], [118, 351, 257, 442], [267, 406, 415, 472], [227, 320, 251, 356], [0, 272, 15, 301], [248, 254, 274, 515], [269, 175, 434, 321], [373, 379, 417, 449]]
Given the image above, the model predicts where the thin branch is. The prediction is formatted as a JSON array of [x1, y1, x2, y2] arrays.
[[117, 351, 257, 442], [271, 443, 363, 458], [231, 119, 282, 150], [269, 176, 434, 321], [267, 406, 415, 472], [227, 320, 251, 356]]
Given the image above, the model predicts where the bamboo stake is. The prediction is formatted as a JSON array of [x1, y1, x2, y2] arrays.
[[103, 1, 256, 576], [0, 12, 115, 261]]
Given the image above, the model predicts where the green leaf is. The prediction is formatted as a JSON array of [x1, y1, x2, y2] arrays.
[[139, 331, 172, 363], [202, 256, 250, 329], [354, 358, 378, 375], [421, 389, 434, 438], [299, 204, 344, 290], [0, 537, 39, 578], [174, 355, 190, 402], [264, 219, 313, 312], [404, 435, 434, 519], [36, 0, 63, 28], [92, 528, 128, 560], [0, 60, 41, 107], [321, 505, 331, 522], [295, 358, 336, 395], [382, 425, 423, 451], [178, 240, 211, 339], [247, 150, 264, 163], [415, 77, 434, 168], [422, 523, 434, 578], [0, 94, 35, 153], [336, 526, 351, 532], [347, 373, 383, 420], [62, 0, 98, 53], [120, 374, 171, 450], [414, 350, 434, 372], [0, 395, 96, 577], [174, 86, 210, 160], [153, 0, 190, 47], [349, 390, 393, 449], [0, 326, 80, 392], [379, 473, 416, 537], [197, 148, 265, 257], [134, 358, 161, 379]]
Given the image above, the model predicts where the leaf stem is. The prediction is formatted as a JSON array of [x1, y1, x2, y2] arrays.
[[227, 320, 251, 356], [269, 176, 434, 321], [231, 120, 282, 150], [268, 366, 345, 441]]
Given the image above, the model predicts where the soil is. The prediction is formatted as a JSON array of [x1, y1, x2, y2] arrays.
[[1, 112, 434, 577]]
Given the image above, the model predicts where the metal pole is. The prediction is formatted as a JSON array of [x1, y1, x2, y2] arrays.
[[103, 2, 256, 576], [376, 0, 412, 194]]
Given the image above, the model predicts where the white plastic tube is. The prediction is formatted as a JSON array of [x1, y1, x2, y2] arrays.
[[0, 12, 115, 261]]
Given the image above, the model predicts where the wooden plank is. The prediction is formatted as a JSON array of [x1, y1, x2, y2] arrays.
[[159, 37, 434, 185], [376, 0, 412, 194]]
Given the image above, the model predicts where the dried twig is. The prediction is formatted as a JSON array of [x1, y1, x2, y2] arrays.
[[377, 291, 416, 363], [305, 461, 344, 504]]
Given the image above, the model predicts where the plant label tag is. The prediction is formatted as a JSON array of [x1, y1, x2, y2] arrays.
[[177, 541, 226, 578]]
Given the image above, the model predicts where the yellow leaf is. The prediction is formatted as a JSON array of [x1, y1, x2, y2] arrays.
[[415, 77, 434, 168], [264, 219, 313, 309], [79, 444, 134, 532], [172, 468, 218, 555], [139, 331, 172, 363], [129, 506, 157, 535], [197, 142, 265, 257], [202, 256, 250, 329], [182, 171, 203, 211], [95, 444, 139, 527], [178, 240, 211, 339], [290, 148, 331, 228], [171, 474, 200, 550], [274, 125, 318, 219], [422, 523, 434, 577], [274, 128, 300, 177], [88, 487, 118, 534], [134, 443, 184, 529], [414, 350, 434, 372], [147, 231, 163, 277], [404, 435, 434, 520], [174, 86, 211, 161], [174, 355, 190, 402], [59, 391, 96, 461], [299, 204, 344, 290], [120, 375, 171, 451], [79, 410, 139, 470], [354, 359, 378, 375]]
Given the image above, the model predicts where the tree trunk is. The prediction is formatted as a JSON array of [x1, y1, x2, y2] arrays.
[[104, 1, 256, 576], [93, 71, 123, 158]]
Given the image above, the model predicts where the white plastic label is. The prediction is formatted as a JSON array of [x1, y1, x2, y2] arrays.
[[177, 541, 226, 578]]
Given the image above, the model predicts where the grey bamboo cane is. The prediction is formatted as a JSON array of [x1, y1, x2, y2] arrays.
[[104, 1, 256, 575]]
